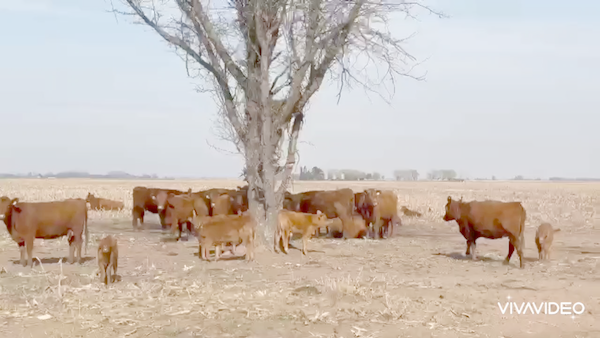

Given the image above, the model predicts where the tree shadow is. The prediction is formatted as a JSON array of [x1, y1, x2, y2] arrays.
[[11, 256, 96, 266]]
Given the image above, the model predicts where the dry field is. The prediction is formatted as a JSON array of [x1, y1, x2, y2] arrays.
[[0, 179, 599, 338]]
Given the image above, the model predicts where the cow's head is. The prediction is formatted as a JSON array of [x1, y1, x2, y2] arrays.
[[364, 189, 380, 207], [0, 196, 14, 220], [314, 210, 330, 226], [443, 196, 462, 222], [152, 191, 169, 211], [0, 197, 19, 220]]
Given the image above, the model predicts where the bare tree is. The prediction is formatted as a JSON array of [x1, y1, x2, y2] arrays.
[[114, 0, 441, 250]]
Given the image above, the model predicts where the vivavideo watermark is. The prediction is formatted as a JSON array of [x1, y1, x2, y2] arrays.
[[498, 296, 585, 316]]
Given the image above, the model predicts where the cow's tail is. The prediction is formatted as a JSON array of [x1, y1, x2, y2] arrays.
[[84, 204, 89, 255]]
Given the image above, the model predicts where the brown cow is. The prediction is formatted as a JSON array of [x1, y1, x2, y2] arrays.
[[443, 196, 526, 268], [165, 193, 196, 239], [193, 188, 236, 215], [211, 193, 233, 215], [275, 210, 332, 255], [131, 187, 186, 230], [293, 189, 355, 237], [535, 223, 560, 260], [0, 198, 88, 268], [333, 202, 369, 239], [86, 193, 124, 211], [97, 235, 118, 285], [195, 213, 256, 262], [356, 189, 402, 239]]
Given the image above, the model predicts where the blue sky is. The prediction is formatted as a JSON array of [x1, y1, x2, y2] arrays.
[[0, 0, 598, 179]]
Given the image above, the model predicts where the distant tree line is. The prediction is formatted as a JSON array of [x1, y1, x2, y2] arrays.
[[294, 167, 384, 181]]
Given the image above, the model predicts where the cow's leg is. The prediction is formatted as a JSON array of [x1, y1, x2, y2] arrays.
[[301, 234, 309, 255], [516, 235, 525, 268], [18, 242, 26, 267], [25, 237, 34, 268], [283, 231, 290, 254], [132, 207, 143, 230], [103, 263, 111, 285], [504, 240, 515, 265], [77, 239, 83, 264], [470, 240, 477, 260], [159, 211, 168, 229], [100, 265, 107, 284], [215, 245, 221, 262]]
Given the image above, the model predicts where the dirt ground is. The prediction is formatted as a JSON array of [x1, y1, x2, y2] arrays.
[[0, 179, 599, 338]]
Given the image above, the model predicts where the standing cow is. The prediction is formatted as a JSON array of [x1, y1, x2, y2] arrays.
[[443, 196, 526, 268], [355, 189, 401, 239], [0, 197, 88, 268], [131, 187, 187, 230]]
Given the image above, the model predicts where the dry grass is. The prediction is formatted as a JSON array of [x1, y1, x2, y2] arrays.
[[0, 179, 599, 337]]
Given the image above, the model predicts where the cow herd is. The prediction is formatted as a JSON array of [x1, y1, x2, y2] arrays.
[[0, 184, 562, 285]]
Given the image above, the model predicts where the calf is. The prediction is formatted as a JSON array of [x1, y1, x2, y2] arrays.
[[1, 198, 88, 268], [86, 193, 124, 211], [195, 213, 256, 262], [535, 223, 560, 260], [443, 196, 526, 268], [275, 210, 332, 255], [97, 235, 118, 284]]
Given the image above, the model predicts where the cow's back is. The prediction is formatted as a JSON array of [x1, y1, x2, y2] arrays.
[[467, 201, 526, 237]]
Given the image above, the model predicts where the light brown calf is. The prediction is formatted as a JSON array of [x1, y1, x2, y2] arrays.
[[275, 210, 332, 255], [195, 213, 256, 262], [97, 235, 118, 284], [535, 223, 560, 260]]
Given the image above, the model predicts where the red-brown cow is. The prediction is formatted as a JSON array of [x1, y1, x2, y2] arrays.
[[165, 193, 196, 239], [356, 189, 401, 239], [291, 189, 355, 237], [1, 197, 88, 268], [443, 196, 526, 268], [131, 187, 187, 230]]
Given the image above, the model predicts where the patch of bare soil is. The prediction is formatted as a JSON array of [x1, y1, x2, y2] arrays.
[[0, 179, 599, 338]]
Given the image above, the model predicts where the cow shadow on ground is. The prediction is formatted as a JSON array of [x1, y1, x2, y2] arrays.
[[191, 252, 247, 261], [11, 256, 96, 266], [284, 243, 326, 254], [437, 252, 538, 263]]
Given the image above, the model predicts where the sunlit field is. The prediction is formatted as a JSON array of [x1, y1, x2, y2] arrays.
[[0, 179, 598, 337]]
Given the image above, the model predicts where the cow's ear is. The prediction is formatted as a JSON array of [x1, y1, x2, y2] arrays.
[[168, 193, 175, 198], [10, 198, 19, 205], [151, 196, 156, 200], [447, 196, 452, 202], [316, 210, 322, 215]]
